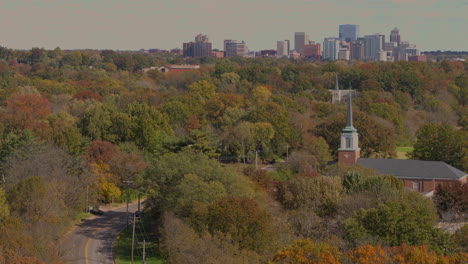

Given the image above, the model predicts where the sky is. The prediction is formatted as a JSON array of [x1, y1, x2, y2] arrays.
[[0, 0, 467, 51]]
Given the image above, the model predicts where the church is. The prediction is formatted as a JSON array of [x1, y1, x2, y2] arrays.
[[337, 91, 467, 195]]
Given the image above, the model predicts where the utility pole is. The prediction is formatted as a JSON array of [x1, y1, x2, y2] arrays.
[[123, 180, 132, 226], [86, 185, 89, 214], [142, 240, 146, 264], [131, 213, 136, 264], [137, 192, 140, 212]]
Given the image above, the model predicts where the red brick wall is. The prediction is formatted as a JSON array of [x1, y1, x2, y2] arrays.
[[401, 179, 462, 193], [338, 150, 360, 166]]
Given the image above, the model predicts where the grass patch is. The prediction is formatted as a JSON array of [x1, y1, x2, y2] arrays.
[[396, 147, 413, 159], [113, 217, 163, 264]]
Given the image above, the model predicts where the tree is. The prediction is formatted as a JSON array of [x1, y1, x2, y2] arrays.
[[343, 198, 449, 253], [188, 80, 216, 102], [2, 93, 51, 133], [346, 244, 388, 264], [201, 196, 275, 252], [125, 102, 173, 153], [0, 187, 9, 221], [99, 179, 121, 203], [279, 175, 342, 215], [85, 140, 118, 163], [450, 224, 468, 253], [410, 123, 467, 171], [433, 181, 468, 213], [271, 239, 341, 264]]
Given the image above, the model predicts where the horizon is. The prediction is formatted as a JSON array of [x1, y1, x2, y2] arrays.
[[0, 0, 467, 51]]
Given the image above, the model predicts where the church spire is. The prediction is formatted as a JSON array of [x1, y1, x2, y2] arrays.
[[346, 87, 353, 128], [338, 86, 360, 166], [335, 74, 339, 90]]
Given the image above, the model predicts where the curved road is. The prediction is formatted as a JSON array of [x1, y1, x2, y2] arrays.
[[61, 202, 140, 264]]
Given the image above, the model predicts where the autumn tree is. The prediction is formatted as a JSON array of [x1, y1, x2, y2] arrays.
[[85, 140, 118, 163], [279, 175, 343, 215], [271, 239, 341, 264], [195, 196, 275, 252], [346, 244, 388, 264], [0, 187, 9, 221], [2, 93, 51, 133], [433, 181, 468, 214]]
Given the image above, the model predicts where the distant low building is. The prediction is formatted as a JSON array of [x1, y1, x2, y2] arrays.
[[259, 49, 277, 57], [142, 64, 200, 73], [211, 51, 224, 58], [329, 75, 357, 103], [408, 55, 427, 62]]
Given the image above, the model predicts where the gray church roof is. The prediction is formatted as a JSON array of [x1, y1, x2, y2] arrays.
[[357, 158, 467, 180]]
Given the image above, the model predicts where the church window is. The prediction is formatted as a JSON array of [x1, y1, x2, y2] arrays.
[[346, 137, 352, 148]]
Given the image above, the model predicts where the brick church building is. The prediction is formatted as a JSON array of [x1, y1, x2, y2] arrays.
[[337, 92, 467, 195]]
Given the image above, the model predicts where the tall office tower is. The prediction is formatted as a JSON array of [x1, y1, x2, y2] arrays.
[[302, 43, 321, 59], [224, 40, 248, 57], [323, 38, 340, 60], [277, 40, 289, 58], [183, 34, 212, 57], [350, 40, 364, 60], [390, 28, 401, 45], [339, 24, 359, 42], [364, 34, 385, 61], [294, 32, 309, 55]]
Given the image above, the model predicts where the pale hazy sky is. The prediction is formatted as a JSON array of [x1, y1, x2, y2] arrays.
[[0, 0, 467, 51]]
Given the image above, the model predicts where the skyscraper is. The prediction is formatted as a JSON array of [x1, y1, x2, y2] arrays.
[[339, 24, 359, 42], [364, 34, 385, 61], [224, 40, 248, 57], [323, 38, 340, 60], [277, 40, 289, 58], [183, 34, 212, 57], [350, 40, 364, 60], [390, 28, 401, 45], [294, 32, 309, 55], [302, 43, 321, 59]]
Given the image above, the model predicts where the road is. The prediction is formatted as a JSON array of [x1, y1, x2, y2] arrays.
[[61, 201, 140, 264]]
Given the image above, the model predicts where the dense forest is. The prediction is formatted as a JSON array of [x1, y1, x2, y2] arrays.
[[0, 46, 466, 263]]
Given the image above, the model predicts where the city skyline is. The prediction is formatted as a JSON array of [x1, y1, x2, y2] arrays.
[[0, 0, 467, 51]]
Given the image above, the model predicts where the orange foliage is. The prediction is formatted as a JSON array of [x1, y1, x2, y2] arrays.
[[3, 93, 51, 132], [347, 244, 388, 264], [185, 115, 201, 132], [85, 140, 118, 163], [272, 239, 341, 264], [385, 244, 449, 264]]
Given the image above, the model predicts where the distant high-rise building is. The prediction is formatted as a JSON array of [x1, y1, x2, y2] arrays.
[[224, 40, 248, 57], [183, 34, 212, 58], [339, 24, 359, 42], [390, 28, 401, 45], [323, 38, 340, 60], [364, 34, 385, 61], [294, 32, 309, 55], [303, 43, 321, 60], [338, 41, 350, 60], [350, 40, 364, 60], [277, 40, 289, 58]]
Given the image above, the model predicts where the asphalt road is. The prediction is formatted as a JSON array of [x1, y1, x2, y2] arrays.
[[61, 201, 141, 264]]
